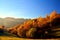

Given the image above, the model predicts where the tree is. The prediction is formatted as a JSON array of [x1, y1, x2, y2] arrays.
[[26, 28, 37, 38]]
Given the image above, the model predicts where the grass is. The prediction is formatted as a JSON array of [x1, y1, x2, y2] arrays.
[[0, 36, 60, 40], [0, 36, 25, 40]]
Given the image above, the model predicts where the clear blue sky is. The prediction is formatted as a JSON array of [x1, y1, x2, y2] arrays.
[[0, 0, 60, 18]]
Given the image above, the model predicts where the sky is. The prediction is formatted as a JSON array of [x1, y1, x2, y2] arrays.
[[0, 0, 60, 18]]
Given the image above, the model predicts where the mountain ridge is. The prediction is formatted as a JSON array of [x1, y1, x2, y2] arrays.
[[0, 17, 28, 27]]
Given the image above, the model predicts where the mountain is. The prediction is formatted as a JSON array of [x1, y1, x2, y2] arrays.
[[0, 17, 28, 27]]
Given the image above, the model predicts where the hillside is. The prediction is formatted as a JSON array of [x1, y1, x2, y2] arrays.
[[7, 11, 60, 39], [0, 17, 28, 27]]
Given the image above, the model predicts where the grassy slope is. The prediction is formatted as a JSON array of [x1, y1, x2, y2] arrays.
[[0, 36, 60, 40], [0, 36, 26, 40]]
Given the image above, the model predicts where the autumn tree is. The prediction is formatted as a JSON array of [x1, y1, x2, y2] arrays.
[[26, 28, 37, 38]]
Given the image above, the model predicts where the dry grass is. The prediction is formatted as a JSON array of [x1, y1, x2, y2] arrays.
[[0, 36, 60, 40], [0, 36, 25, 40]]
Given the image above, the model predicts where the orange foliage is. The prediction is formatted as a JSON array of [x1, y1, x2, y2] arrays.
[[7, 10, 60, 38], [0, 26, 5, 29]]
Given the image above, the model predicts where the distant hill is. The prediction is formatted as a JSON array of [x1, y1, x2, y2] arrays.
[[0, 17, 28, 27]]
